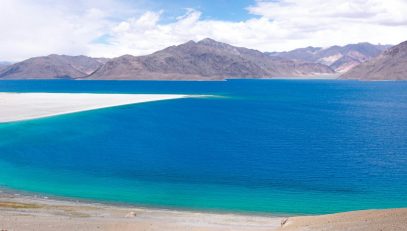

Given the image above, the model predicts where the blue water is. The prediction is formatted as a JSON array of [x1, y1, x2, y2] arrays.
[[0, 80, 407, 215]]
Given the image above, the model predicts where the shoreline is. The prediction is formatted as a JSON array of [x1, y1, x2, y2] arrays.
[[0, 92, 199, 123], [0, 187, 290, 218], [0, 191, 282, 231], [1, 191, 406, 231]]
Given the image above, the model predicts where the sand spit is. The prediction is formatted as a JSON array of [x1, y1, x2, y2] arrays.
[[0, 92, 191, 123]]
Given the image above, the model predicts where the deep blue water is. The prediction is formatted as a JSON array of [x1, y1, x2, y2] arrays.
[[0, 79, 407, 215]]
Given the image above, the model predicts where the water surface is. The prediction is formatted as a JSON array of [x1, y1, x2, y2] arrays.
[[0, 79, 406, 215]]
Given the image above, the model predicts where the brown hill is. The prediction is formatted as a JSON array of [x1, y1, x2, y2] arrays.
[[340, 41, 407, 80], [87, 38, 334, 80], [0, 55, 107, 79], [268, 43, 390, 73], [0, 39, 334, 80]]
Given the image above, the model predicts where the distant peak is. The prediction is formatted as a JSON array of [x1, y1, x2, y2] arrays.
[[117, 54, 136, 59], [200, 38, 216, 42], [47, 54, 75, 58], [185, 40, 196, 44], [174, 40, 196, 48], [357, 42, 373, 45], [198, 38, 221, 45]]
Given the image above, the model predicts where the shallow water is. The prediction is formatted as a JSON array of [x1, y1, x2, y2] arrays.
[[0, 79, 407, 215]]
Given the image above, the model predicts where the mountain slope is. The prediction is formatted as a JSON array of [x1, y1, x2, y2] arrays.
[[268, 43, 390, 73], [0, 62, 11, 72], [0, 55, 107, 79], [340, 41, 407, 80], [88, 38, 334, 80]]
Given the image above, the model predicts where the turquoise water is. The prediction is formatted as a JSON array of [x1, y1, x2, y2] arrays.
[[0, 80, 407, 215]]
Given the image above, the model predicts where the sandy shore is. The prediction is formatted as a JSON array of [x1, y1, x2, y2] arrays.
[[0, 92, 190, 123], [0, 192, 406, 231], [278, 208, 407, 231], [0, 192, 281, 231]]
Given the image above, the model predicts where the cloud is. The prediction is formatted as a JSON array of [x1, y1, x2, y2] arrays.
[[248, 0, 407, 26], [1, 0, 407, 61], [93, 0, 407, 58], [0, 0, 145, 61], [88, 8, 320, 58]]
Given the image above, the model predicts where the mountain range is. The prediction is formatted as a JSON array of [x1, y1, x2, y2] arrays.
[[0, 39, 334, 80], [340, 41, 407, 80], [0, 38, 406, 81], [267, 43, 391, 73], [87, 38, 335, 80]]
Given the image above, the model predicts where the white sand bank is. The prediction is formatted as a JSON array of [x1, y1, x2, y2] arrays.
[[0, 92, 190, 123]]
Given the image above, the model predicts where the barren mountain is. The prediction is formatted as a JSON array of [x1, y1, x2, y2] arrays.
[[87, 38, 334, 80], [0, 39, 335, 80], [268, 43, 390, 73], [0, 62, 11, 72], [340, 41, 407, 80], [0, 55, 107, 79]]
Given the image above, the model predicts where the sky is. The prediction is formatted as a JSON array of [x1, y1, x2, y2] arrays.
[[1, 0, 407, 61]]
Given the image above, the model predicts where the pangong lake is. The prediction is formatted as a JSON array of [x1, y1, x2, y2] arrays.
[[0, 79, 406, 215]]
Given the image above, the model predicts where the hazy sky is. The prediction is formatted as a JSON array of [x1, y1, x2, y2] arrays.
[[1, 0, 407, 61]]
